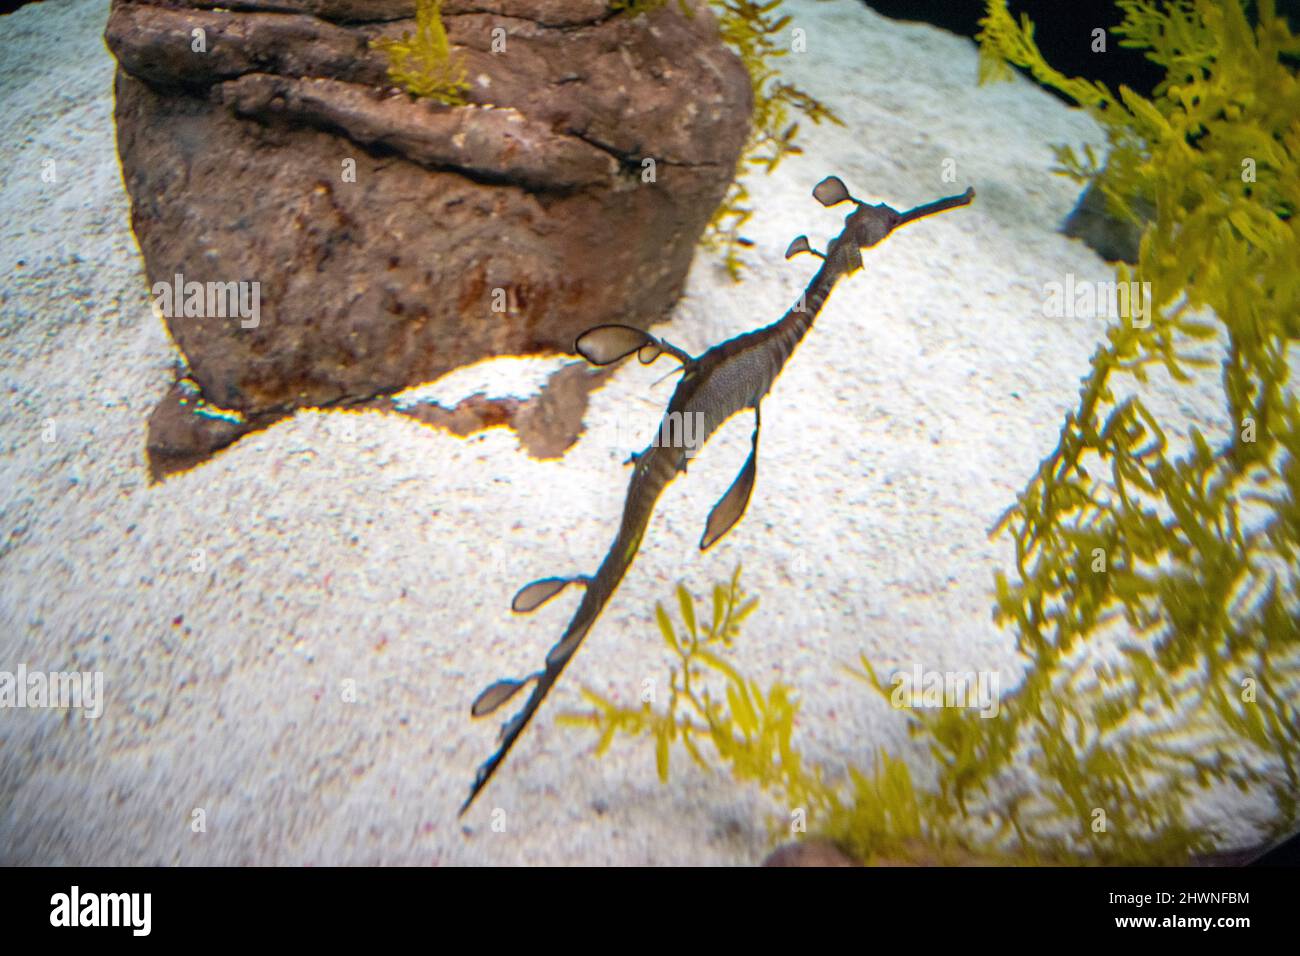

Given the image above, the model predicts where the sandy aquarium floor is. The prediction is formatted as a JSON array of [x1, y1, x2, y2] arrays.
[[0, 0, 1242, 864]]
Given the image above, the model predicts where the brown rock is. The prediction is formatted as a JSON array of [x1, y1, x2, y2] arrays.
[[387, 362, 614, 459], [106, 0, 751, 476], [145, 381, 274, 481], [1061, 179, 1153, 264]]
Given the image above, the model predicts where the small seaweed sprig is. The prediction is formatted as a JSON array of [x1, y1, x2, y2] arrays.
[[560, 568, 828, 818], [371, 0, 469, 105]]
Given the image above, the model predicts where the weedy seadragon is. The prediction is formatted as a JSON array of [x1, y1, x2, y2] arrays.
[[461, 176, 975, 813]]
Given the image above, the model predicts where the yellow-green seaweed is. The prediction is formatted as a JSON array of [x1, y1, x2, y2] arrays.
[[371, 0, 469, 105], [567, 561, 1291, 863], [974, 0, 1299, 854]]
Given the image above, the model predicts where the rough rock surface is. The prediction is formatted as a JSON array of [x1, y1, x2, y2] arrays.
[[1061, 179, 1152, 264], [104, 0, 751, 476], [392, 362, 616, 459]]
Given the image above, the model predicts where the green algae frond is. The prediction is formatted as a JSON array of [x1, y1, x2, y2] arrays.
[[975, 0, 1300, 851], [559, 567, 835, 824], [560, 569, 991, 863], [371, 0, 469, 105], [568, 565, 1293, 863]]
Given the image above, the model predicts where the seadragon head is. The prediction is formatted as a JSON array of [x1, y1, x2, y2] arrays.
[[786, 176, 975, 274]]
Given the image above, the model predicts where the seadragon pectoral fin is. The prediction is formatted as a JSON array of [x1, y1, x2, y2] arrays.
[[511, 575, 589, 613], [843, 243, 864, 273], [700, 409, 761, 552], [575, 324, 694, 368]]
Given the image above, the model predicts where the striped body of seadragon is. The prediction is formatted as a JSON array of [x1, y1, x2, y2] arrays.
[[461, 176, 975, 813]]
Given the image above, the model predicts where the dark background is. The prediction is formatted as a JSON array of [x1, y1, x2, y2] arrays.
[[865, 0, 1300, 100], [865, 0, 1164, 98]]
